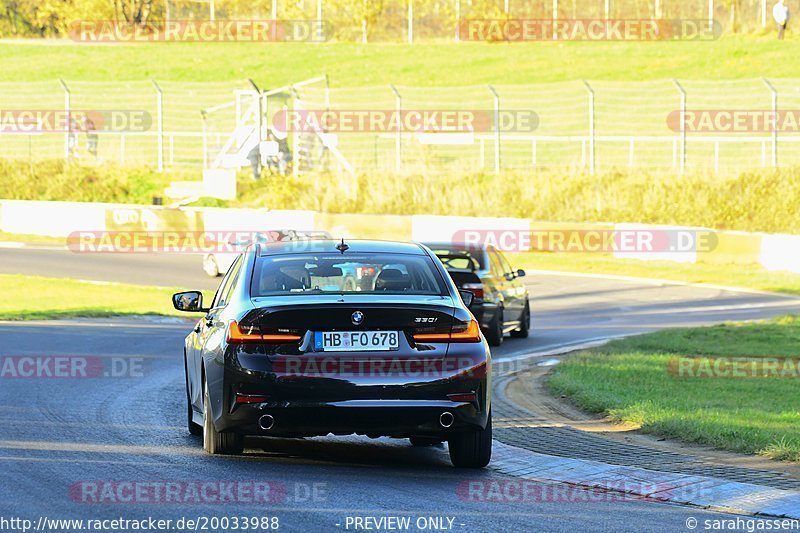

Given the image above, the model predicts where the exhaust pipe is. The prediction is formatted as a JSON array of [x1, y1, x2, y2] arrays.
[[259, 414, 274, 430], [439, 411, 454, 428]]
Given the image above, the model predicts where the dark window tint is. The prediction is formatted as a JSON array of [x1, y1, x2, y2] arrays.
[[251, 253, 446, 297]]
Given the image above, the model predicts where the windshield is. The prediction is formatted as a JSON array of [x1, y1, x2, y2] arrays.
[[251, 253, 447, 297]]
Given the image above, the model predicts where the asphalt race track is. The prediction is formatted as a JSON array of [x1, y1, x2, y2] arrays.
[[2, 246, 799, 532]]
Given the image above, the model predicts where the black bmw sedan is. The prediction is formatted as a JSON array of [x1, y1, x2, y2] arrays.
[[172, 239, 492, 468]]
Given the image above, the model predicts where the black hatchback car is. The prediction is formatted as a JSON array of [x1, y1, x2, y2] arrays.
[[422, 242, 530, 346], [173, 239, 492, 468]]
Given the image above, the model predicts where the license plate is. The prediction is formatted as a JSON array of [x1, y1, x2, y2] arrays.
[[314, 330, 400, 352]]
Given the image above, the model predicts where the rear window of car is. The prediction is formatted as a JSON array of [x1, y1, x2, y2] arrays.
[[428, 247, 486, 270], [251, 253, 447, 297]]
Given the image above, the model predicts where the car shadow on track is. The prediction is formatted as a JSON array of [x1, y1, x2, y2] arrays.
[[182, 433, 467, 470]]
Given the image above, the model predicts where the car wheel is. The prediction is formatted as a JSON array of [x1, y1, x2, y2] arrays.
[[203, 255, 220, 277], [485, 309, 504, 347], [203, 381, 243, 455], [510, 301, 530, 339], [409, 437, 442, 447], [448, 411, 492, 468]]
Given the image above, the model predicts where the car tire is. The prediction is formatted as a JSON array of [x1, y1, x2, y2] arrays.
[[485, 309, 504, 347], [510, 301, 530, 339], [448, 412, 492, 468], [203, 381, 243, 455], [203, 255, 220, 277], [409, 437, 442, 447]]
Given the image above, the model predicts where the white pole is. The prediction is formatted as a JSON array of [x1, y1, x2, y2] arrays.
[[655, 0, 661, 19], [488, 85, 500, 174], [673, 79, 686, 175], [552, 0, 558, 40], [59, 79, 70, 162], [362, 0, 368, 43], [763, 77, 778, 167], [583, 80, 595, 175], [708, 0, 714, 31], [504, 0, 509, 14], [210, 0, 215, 21], [455, 0, 460, 42], [391, 85, 401, 172], [605, 0, 610, 21], [407, 0, 413, 44], [762, 0, 767, 27], [272, 0, 277, 19], [152, 79, 164, 171]]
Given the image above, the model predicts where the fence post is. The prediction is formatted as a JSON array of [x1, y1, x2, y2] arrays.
[[390, 85, 402, 172], [59, 79, 70, 162], [604, 0, 610, 20], [708, 0, 714, 31], [151, 79, 164, 171], [488, 85, 500, 174], [761, 0, 767, 27], [763, 77, 778, 167], [407, 0, 413, 44], [201, 110, 208, 169], [673, 79, 686, 175], [582, 80, 595, 175], [552, 0, 558, 40], [290, 89, 299, 179], [455, 0, 461, 42], [316, 0, 324, 41]]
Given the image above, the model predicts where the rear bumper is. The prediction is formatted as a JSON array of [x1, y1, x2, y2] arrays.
[[219, 399, 487, 438], [210, 346, 491, 438]]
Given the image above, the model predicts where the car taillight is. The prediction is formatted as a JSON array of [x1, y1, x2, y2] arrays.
[[227, 320, 302, 344], [413, 319, 481, 343], [357, 267, 376, 278], [461, 282, 484, 299]]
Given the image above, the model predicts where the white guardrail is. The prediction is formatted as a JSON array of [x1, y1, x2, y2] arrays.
[[1, 199, 799, 273]]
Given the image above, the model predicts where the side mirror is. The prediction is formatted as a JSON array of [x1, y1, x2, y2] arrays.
[[172, 291, 209, 313], [458, 290, 475, 308], [516, 269, 526, 278]]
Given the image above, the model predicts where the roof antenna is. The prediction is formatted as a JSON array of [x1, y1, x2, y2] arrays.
[[336, 238, 349, 254]]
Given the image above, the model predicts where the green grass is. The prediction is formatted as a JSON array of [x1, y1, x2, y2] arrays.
[[5, 161, 800, 234], [509, 252, 800, 296], [0, 274, 212, 320], [0, 35, 796, 85], [548, 315, 800, 461]]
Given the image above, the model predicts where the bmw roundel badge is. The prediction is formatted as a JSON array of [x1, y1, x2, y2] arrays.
[[351, 311, 364, 325]]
